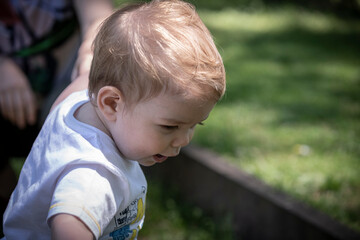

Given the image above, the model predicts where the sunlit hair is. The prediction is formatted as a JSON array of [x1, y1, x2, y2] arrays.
[[89, 0, 225, 106]]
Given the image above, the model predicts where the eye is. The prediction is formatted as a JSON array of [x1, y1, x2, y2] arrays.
[[160, 125, 179, 130]]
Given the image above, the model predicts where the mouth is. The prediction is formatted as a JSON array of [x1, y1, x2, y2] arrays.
[[153, 154, 168, 163]]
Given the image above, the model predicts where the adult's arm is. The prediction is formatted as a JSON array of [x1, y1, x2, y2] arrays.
[[51, 0, 113, 111]]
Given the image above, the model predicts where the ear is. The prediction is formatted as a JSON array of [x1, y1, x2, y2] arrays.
[[97, 86, 124, 121]]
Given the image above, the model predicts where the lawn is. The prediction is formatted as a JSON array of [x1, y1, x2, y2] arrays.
[[5, 1, 359, 238], [193, 5, 360, 232], [139, 179, 234, 240]]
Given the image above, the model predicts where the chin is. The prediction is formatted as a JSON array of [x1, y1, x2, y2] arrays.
[[138, 158, 156, 167]]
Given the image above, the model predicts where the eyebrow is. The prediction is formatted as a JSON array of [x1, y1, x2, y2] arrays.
[[160, 118, 188, 125], [160, 115, 209, 125]]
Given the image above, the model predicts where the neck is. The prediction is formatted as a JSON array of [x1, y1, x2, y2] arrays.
[[74, 102, 112, 137]]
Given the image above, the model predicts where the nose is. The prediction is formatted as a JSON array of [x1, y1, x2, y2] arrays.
[[171, 129, 194, 148]]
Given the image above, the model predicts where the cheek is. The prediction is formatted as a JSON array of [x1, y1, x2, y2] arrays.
[[144, 130, 167, 147], [140, 128, 172, 153], [126, 127, 163, 152]]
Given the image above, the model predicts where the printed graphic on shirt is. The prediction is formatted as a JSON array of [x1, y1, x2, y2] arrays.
[[114, 196, 145, 229], [101, 186, 146, 240]]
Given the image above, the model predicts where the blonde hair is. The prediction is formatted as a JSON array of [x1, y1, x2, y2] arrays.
[[89, 0, 225, 106]]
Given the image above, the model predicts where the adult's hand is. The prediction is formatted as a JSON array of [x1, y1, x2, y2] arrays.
[[0, 57, 37, 129]]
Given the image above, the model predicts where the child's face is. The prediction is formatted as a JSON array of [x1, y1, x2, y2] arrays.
[[109, 92, 216, 166]]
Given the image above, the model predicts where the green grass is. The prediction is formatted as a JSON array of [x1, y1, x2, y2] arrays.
[[193, 6, 360, 232], [140, 179, 234, 240]]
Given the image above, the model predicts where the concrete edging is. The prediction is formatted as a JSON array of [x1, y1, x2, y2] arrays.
[[143, 144, 360, 240]]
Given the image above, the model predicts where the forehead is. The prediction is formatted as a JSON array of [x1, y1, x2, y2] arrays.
[[132, 92, 216, 123]]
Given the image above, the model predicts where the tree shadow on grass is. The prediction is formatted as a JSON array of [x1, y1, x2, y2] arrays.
[[214, 26, 360, 122], [197, 17, 360, 231], [199, 20, 360, 161]]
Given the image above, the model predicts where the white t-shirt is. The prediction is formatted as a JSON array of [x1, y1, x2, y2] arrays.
[[2, 90, 147, 240]]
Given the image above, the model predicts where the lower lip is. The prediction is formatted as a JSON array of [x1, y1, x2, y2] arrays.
[[153, 154, 168, 163]]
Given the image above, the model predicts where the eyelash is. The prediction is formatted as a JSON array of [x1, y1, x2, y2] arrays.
[[161, 125, 179, 130], [160, 122, 204, 130]]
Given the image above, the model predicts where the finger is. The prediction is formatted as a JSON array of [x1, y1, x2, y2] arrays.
[[4, 91, 17, 124], [1, 100, 12, 123], [0, 93, 8, 119], [23, 88, 37, 126], [13, 90, 26, 129]]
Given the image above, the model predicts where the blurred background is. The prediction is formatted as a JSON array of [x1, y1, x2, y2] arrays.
[[7, 0, 358, 239], [119, 0, 359, 239]]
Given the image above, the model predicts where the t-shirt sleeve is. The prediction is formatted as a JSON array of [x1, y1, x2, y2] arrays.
[[47, 164, 128, 238]]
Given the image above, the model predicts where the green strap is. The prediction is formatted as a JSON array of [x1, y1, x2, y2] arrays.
[[14, 19, 77, 58]]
